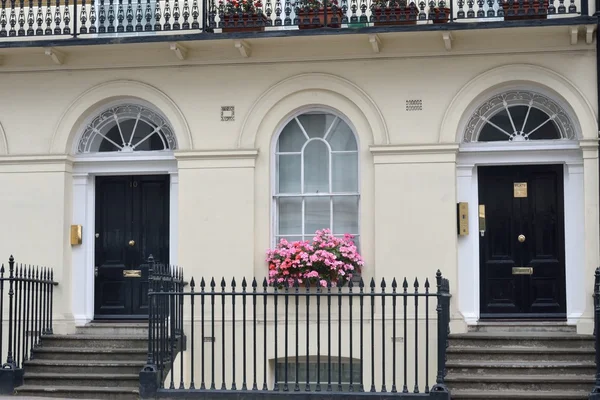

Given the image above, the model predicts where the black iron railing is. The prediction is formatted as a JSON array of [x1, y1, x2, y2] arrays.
[[140, 269, 452, 399], [0, 0, 586, 41], [0, 255, 57, 395], [141, 255, 185, 396]]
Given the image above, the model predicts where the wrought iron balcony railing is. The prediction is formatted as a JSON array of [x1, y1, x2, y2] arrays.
[[0, 0, 587, 42]]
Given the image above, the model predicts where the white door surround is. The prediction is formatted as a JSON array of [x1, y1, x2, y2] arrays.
[[456, 140, 585, 325], [71, 152, 178, 326]]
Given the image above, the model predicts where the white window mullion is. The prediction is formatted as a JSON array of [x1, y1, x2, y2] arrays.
[[301, 197, 305, 241], [295, 117, 310, 140], [330, 196, 334, 233], [323, 116, 338, 140]]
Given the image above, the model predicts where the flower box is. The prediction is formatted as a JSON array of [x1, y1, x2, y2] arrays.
[[372, 5, 418, 25], [430, 6, 450, 23], [501, 0, 548, 20], [297, 6, 344, 29], [266, 229, 363, 289], [221, 13, 269, 32]]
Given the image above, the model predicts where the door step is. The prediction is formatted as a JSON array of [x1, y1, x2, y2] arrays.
[[469, 321, 576, 333], [446, 330, 596, 398], [14, 384, 139, 400], [14, 321, 149, 399]]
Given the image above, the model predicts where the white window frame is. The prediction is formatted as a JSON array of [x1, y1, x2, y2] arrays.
[[271, 107, 361, 248]]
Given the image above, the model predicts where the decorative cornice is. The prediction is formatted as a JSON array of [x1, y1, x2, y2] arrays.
[[370, 143, 459, 155], [0, 154, 74, 172], [175, 149, 259, 168], [369, 143, 459, 164]]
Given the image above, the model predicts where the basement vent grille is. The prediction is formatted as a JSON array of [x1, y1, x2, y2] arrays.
[[406, 99, 423, 111]]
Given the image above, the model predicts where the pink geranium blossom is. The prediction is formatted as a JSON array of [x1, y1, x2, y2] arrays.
[[266, 229, 363, 287]]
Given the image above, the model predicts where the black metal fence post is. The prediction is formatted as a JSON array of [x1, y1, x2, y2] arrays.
[[431, 270, 450, 398], [140, 255, 159, 400], [589, 267, 600, 399]]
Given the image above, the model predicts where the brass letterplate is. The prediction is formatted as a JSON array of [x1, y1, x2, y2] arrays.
[[512, 267, 533, 275], [123, 269, 142, 278], [514, 182, 528, 198]]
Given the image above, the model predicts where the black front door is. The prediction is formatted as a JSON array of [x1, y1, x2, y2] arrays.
[[479, 165, 566, 319], [94, 175, 170, 319]]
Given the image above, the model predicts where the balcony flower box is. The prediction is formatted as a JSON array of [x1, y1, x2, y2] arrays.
[[371, 2, 418, 26], [297, 1, 344, 29], [501, 0, 548, 20], [219, 0, 268, 32], [431, 6, 450, 23], [221, 12, 269, 32]]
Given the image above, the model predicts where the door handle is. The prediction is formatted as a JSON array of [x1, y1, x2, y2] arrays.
[[478, 205, 486, 237], [95, 266, 98, 277], [128, 240, 135, 247], [518, 234, 526, 243]]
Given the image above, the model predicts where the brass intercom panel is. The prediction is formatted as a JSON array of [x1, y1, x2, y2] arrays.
[[457, 202, 469, 236]]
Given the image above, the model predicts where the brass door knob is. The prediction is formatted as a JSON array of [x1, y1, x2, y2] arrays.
[[128, 240, 135, 247], [518, 234, 526, 243]]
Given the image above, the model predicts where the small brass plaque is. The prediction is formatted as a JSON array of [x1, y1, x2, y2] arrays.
[[512, 267, 533, 275], [123, 269, 142, 278], [514, 182, 528, 198], [70, 225, 82, 246]]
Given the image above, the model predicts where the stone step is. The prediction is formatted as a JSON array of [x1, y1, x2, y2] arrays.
[[447, 346, 595, 362], [23, 359, 145, 374], [76, 322, 148, 336], [449, 332, 594, 349], [446, 360, 596, 376], [450, 389, 590, 399], [24, 372, 139, 388], [31, 347, 147, 361], [445, 374, 595, 392], [468, 322, 577, 334], [40, 335, 147, 349], [14, 384, 139, 400]]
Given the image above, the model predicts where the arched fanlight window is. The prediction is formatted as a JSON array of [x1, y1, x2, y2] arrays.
[[77, 104, 177, 153], [274, 112, 360, 246], [463, 91, 575, 142]]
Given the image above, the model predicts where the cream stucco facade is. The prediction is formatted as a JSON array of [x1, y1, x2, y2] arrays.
[[0, 23, 598, 359]]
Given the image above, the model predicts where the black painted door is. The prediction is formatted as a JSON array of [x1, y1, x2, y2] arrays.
[[94, 175, 170, 319], [479, 165, 566, 319]]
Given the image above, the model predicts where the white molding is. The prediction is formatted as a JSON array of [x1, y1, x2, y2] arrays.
[[71, 154, 178, 325], [369, 34, 382, 53], [44, 47, 65, 65], [175, 149, 259, 169], [456, 142, 585, 326], [169, 42, 188, 61], [442, 32, 453, 51], [370, 143, 459, 164], [234, 40, 251, 58]]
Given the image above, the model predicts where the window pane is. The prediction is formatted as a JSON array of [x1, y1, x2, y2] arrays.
[[278, 154, 301, 194], [327, 119, 357, 151], [303, 141, 329, 193], [479, 109, 512, 142], [332, 153, 358, 193], [305, 197, 330, 235], [297, 114, 337, 138], [278, 197, 302, 235], [524, 107, 560, 140], [278, 120, 306, 152], [333, 196, 359, 234]]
